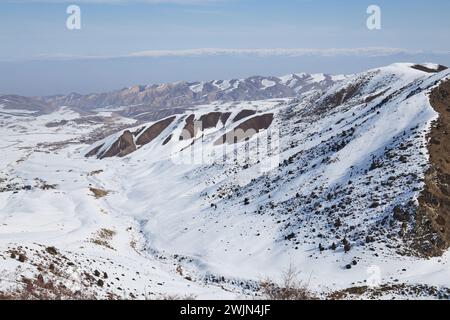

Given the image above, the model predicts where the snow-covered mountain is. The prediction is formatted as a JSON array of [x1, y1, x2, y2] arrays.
[[36, 73, 342, 121], [1, 63, 450, 300]]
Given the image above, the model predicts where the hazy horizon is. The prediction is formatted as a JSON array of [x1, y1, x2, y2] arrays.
[[1, 0, 450, 96]]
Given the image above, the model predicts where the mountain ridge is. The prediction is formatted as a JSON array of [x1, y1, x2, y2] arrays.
[[2, 72, 344, 121]]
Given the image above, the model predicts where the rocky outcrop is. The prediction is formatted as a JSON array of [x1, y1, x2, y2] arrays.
[[414, 80, 450, 256], [86, 110, 276, 157], [85, 143, 105, 158], [136, 116, 175, 146], [179, 114, 196, 140], [232, 110, 257, 123], [220, 112, 232, 125], [99, 130, 136, 159], [411, 64, 448, 73], [214, 113, 274, 145], [86, 116, 176, 158], [179, 112, 233, 141], [198, 112, 223, 130]]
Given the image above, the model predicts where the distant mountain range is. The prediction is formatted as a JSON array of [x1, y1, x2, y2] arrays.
[[1, 73, 344, 121]]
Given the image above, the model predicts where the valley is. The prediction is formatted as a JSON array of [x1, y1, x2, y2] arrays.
[[1, 63, 450, 300]]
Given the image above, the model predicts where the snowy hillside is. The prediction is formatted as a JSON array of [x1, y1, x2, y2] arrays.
[[1, 63, 450, 299]]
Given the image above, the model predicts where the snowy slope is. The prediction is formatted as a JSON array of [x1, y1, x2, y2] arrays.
[[1, 63, 450, 299]]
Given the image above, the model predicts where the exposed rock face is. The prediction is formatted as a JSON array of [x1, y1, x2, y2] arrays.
[[214, 113, 274, 145], [220, 112, 232, 125], [179, 112, 232, 140], [198, 112, 223, 130], [234, 113, 274, 133], [100, 130, 136, 159], [179, 114, 196, 140], [232, 110, 257, 123], [136, 116, 175, 146], [411, 64, 448, 73], [86, 110, 276, 158], [86, 116, 176, 158], [415, 80, 450, 256], [85, 143, 104, 158]]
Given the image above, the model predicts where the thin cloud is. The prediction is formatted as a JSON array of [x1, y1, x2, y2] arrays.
[[19, 47, 422, 62], [129, 47, 417, 58]]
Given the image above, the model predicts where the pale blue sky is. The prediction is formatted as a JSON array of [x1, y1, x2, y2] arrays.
[[1, 0, 450, 95]]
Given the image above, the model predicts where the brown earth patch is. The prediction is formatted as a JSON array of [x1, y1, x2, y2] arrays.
[[214, 113, 274, 145], [414, 79, 450, 256], [411, 64, 448, 73], [198, 112, 222, 129], [179, 114, 196, 140], [232, 109, 257, 123], [136, 116, 175, 146], [220, 112, 232, 125], [100, 130, 136, 159], [178, 112, 232, 141]]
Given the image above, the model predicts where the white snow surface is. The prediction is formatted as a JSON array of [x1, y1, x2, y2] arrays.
[[1, 63, 450, 299]]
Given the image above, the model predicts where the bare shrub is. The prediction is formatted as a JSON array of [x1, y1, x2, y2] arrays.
[[260, 265, 317, 300], [0, 268, 96, 300], [156, 294, 197, 300]]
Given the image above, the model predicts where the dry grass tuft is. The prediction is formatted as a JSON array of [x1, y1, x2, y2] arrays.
[[260, 265, 317, 300], [90, 228, 116, 250], [89, 187, 109, 199], [156, 294, 197, 300], [88, 170, 104, 176], [0, 261, 97, 300]]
